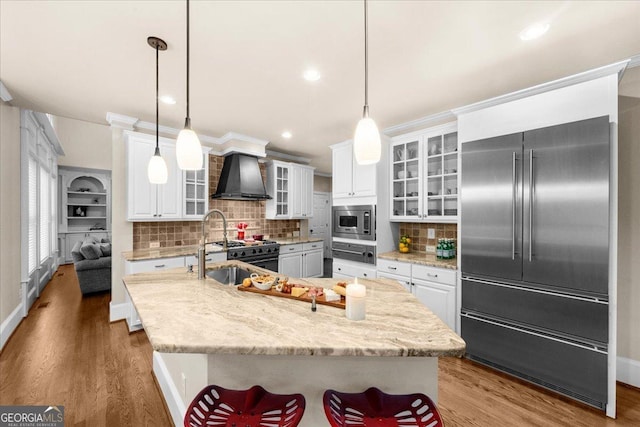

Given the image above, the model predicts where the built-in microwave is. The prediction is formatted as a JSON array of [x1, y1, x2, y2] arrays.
[[332, 205, 375, 241]]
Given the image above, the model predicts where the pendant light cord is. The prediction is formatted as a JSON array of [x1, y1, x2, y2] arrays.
[[186, 0, 190, 123], [156, 43, 160, 151], [363, 0, 369, 117]]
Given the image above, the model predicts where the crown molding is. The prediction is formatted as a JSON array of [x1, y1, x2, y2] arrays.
[[32, 111, 64, 155], [453, 60, 629, 117], [0, 80, 13, 102], [627, 53, 640, 69], [220, 132, 269, 147], [383, 111, 456, 137], [265, 149, 311, 164], [105, 112, 138, 130]]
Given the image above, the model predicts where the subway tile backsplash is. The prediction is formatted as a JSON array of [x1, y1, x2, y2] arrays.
[[399, 223, 458, 253], [132, 155, 300, 249]]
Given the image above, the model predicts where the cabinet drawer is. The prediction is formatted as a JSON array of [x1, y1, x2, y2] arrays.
[[461, 315, 607, 409], [462, 279, 608, 344], [185, 252, 226, 267], [281, 243, 304, 254], [333, 260, 376, 279], [126, 256, 185, 274], [412, 265, 456, 285], [303, 242, 323, 251], [377, 258, 412, 277], [377, 271, 412, 292]]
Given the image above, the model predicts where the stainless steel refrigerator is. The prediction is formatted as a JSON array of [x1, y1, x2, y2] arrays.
[[460, 116, 610, 409]]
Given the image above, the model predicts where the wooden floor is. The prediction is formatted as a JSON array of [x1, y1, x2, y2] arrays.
[[1, 264, 639, 426]]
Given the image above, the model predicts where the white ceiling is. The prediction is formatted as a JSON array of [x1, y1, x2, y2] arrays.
[[1, 1, 639, 173]]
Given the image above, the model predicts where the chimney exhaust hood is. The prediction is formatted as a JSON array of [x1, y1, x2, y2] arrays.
[[211, 153, 271, 201]]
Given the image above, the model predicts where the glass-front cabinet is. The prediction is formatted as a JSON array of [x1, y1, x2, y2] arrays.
[[183, 158, 208, 218], [390, 122, 458, 222]]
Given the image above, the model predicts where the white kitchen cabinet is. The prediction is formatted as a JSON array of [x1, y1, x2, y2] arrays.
[[124, 285, 143, 332], [266, 161, 314, 219], [185, 251, 226, 268], [292, 164, 314, 218], [183, 153, 209, 220], [125, 256, 186, 275], [332, 258, 376, 280], [390, 122, 458, 223], [302, 242, 323, 278], [126, 132, 209, 221], [377, 258, 457, 330], [331, 140, 376, 201], [278, 242, 323, 278]]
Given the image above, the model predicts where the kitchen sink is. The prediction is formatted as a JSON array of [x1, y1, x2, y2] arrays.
[[206, 266, 251, 286]]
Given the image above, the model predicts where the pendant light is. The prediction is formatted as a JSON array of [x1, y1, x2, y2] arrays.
[[147, 36, 168, 184], [353, 0, 381, 165], [176, 0, 203, 170]]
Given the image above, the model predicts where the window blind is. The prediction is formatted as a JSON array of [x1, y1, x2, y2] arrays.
[[28, 156, 37, 274], [39, 165, 50, 262]]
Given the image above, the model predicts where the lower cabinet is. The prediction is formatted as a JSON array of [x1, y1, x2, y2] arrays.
[[377, 258, 457, 331], [278, 242, 324, 278], [124, 255, 188, 332], [185, 252, 226, 268], [332, 259, 377, 280]]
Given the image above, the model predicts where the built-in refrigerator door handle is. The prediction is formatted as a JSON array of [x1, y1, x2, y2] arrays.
[[529, 150, 535, 262], [512, 151, 516, 261]]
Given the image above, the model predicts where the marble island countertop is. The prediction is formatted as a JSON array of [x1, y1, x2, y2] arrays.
[[122, 237, 323, 261], [378, 251, 458, 270], [123, 260, 465, 358]]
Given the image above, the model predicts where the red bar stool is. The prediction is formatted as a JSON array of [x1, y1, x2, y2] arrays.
[[323, 387, 443, 427], [184, 384, 305, 427]]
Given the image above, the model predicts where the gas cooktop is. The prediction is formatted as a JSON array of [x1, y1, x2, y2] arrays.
[[212, 240, 278, 248]]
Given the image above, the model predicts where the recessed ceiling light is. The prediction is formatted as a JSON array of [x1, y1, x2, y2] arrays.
[[303, 69, 321, 82], [160, 95, 176, 105], [519, 22, 550, 41], [282, 131, 292, 139]]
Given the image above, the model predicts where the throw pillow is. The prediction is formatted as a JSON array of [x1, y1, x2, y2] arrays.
[[100, 243, 112, 257], [79, 243, 102, 260], [101, 237, 111, 244]]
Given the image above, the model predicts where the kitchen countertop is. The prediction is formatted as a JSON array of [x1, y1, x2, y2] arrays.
[[378, 251, 458, 270], [122, 237, 324, 261], [123, 260, 465, 357]]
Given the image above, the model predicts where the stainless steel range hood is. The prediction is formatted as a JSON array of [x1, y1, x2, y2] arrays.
[[211, 153, 271, 201]]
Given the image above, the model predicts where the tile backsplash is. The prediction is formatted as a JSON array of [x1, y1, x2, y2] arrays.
[[399, 223, 457, 253], [132, 155, 300, 249]]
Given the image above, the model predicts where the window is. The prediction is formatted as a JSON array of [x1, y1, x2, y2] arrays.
[[28, 156, 37, 274], [39, 164, 50, 262]]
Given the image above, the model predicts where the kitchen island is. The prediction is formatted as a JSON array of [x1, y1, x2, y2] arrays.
[[123, 261, 465, 426]]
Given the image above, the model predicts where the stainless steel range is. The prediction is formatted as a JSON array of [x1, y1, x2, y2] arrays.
[[212, 240, 280, 272]]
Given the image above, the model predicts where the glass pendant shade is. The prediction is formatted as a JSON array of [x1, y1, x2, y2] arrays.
[[176, 127, 203, 170], [148, 149, 168, 184], [354, 116, 381, 165]]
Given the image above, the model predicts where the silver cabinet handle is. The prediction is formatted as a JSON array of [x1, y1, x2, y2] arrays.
[[427, 273, 438, 278], [388, 266, 397, 270], [363, 273, 368, 277], [512, 151, 516, 261], [154, 264, 165, 268], [289, 247, 295, 251], [529, 149, 534, 262]]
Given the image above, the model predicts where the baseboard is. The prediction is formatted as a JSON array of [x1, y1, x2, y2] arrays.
[[617, 356, 640, 388], [153, 351, 186, 427], [109, 301, 128, 322], [0, 303, 24, 352]]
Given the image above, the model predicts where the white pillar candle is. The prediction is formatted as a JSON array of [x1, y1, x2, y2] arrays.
[[346, 281, 366, 321]]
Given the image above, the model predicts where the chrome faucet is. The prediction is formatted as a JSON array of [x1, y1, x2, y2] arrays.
[[198, 209, 228, 279]]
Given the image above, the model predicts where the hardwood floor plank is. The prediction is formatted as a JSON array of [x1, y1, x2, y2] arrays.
[[1, 264, 638, 426]]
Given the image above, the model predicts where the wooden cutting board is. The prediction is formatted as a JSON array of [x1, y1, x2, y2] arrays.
[[237, 285, 345, 309]]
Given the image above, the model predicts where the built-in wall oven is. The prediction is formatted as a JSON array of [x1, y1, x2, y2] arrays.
[[332, 241, 376, 265], [332, 205, 375, 241]]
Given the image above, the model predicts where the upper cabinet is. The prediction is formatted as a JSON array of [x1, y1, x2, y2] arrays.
[[266, 160, 314, 219], [125, 132, 209, 221], [390, 122, 458, 223], [331, 140, 376, 201]]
